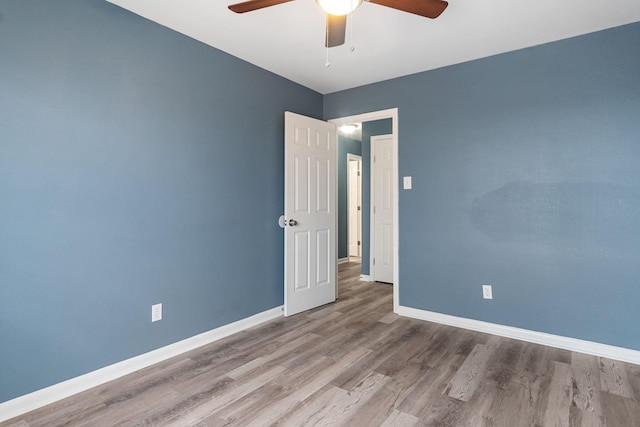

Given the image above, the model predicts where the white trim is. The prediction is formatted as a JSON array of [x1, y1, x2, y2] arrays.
[[338, 257, 349, 264], [397, 305, 640, 365], [329, 108, 398, 126], [369, 145, 375, 283], [359, 274, 373, 282], [0, 306, 284, 423], [328, 108, 399, 314], [390, 115, 399, 314]]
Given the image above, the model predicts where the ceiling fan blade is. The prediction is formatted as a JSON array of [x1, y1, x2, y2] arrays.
[[367, 0, 448, 18], [326, 14, 347, 48], [228, 0, 293, 13]]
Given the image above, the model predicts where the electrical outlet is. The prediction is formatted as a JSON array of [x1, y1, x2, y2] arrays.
[[482, 285, 493, 300], [152, 303, 162, 322]]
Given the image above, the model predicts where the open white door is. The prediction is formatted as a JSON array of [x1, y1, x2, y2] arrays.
[[284, 112, 337, 316]]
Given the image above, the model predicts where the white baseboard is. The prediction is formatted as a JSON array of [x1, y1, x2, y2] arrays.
[[360, 274, 373, 282], [338, 257, 349, 264], [0, 306, 284, 423], [397, 305, 640, 365]]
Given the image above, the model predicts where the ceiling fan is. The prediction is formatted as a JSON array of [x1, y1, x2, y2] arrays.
[[228, 0, 448, 48]]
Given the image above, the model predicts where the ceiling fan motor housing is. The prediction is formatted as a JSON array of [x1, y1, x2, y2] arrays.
[[316, 0, 364, 16]]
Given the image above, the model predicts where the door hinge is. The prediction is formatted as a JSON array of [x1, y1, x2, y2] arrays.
[[357, 171, 361, 176], [357, 206, 361, 211], [373, 258, 376, 265], [373, 206, 376, 214], [358, 241, 361, 246], [373, 155, 376, 162]]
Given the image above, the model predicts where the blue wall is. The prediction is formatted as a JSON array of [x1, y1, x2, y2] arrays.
[[360, 119, 393, 275], [338, 135, 361, 259], [325, 22, 640, 350], [0, 0, 322, 403]]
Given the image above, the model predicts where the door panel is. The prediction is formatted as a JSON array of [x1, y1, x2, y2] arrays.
[[294, 156, 310, 213], [294, 231, 310, 290], [316, 229, 330, 286], [316, 158, 330, 213], [285, 112, 337, 316]]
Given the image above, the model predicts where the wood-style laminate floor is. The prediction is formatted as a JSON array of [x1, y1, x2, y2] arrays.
[[3, 260, 640, 426]]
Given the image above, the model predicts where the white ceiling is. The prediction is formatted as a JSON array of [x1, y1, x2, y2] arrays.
[[106, 0, 640, 94]]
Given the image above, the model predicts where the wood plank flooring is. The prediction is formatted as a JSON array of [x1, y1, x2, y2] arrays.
[[3, 261, 640, 426]]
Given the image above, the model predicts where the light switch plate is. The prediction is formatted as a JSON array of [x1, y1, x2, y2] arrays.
[[152, 303, 162, 322], [482, 285, 493, 300], [403, 176, 412, 190]]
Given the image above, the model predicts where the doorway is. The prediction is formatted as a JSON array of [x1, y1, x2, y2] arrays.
[[329, 109, 399, 313]]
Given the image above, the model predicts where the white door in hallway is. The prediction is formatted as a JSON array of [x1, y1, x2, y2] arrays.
[[284, 112, 337, 316], [348, 155, 362, 258], [371, 134, 394, 284]]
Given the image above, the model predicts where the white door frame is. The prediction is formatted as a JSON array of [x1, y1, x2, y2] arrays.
[[347, 153, 362, 258], [328, 108, 399, 313]]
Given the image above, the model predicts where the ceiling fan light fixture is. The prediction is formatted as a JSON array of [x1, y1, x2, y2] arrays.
[[316, 0, 363, 16]]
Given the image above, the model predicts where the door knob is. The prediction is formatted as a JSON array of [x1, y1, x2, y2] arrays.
[[288, 219, 298, 226]]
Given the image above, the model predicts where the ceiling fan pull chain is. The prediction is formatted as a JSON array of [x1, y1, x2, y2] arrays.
[[349, 12, 355, 52], [324, 19, 331, 67]]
